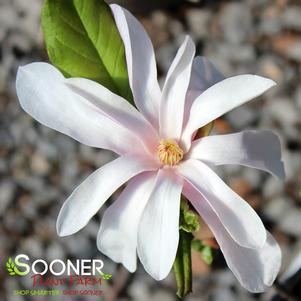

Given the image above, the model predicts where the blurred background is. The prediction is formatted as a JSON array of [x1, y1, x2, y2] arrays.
[[1, 0, 301, 300]]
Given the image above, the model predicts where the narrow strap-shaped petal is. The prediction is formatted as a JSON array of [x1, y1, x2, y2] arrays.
[[110, 4, 161, 128], [67, 77, 159, 154], [137, 169, 183, 280], [56, 154, 157, 237], [188, 130, 285, 180], [97, 172, 157, 272], [183, 56, 224, 127], [16, 62, 145, 155], [183, 183, 281, 293], [160, 36, 195, 140], [176, 159, 266, 249], [182, 75, 276, 150]]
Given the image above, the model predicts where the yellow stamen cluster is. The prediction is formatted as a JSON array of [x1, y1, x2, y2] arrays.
[[157, 139, 184, 166]]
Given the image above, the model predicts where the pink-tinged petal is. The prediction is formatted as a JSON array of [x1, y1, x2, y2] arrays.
[[67, 77, 159, 155], [160, 36, 195, 140], [56, 154, 157, 237], [97, 172, 157, 272], [110, 4, 161, 128], [176, 159, 266, 248], [182, 75, 276, 149], [137, 170, 183, 280], [184, 57, 225, 123], [183, 183, 281, 293], [188, 130, 285, 180], [16, 63, 144, 155]]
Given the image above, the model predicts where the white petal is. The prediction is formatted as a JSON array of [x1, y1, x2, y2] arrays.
[[176, 159, 266, 248], [111, 4, 161, 128], [182, 75, 276, 149], [160, 36, 195, 139], [56, 154, 157, 237], [183, 57, 224, 129], [16, 62, 144, 155], [137, 170, 183, 280], [188, 130, 285, 180], [97, 172, 156, 272], [183, 183, 281, 293], [67, 77, 159, 154]]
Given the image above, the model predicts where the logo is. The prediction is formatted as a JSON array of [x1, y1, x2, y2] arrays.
[[6, 254, 111, 279], [6, 254, 112, 297]]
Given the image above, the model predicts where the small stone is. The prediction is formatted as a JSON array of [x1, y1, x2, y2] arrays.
[[37, 139, 58, 159], [229, 178, 252, 198], [45, 242, 65, 261], [63, 235, 93, 257], [282, 6, 301, 31], [151, 290, 175, 301], [219, 3, 252, 44], [287, 40, 301, 61], [16, 175, 44, 193], [20, 237, 44, 258], [168, 19, 184, 39], [83, 219, 99, 238], [263, 176, 284, 199], [265, 98, 299, 127], [241, 168, 262, 189], [128, 280, 150, 301], [263, 197, 290, 222], [18, 194, 37, 219], [282, 151, 301, 180], [295, 86, 301, 112], [0, 179, 15, 216], [258, 56, 284, 83], [186, 9, 211, 40], [156, 42, 176, 73], [226, 106, 258, 129], [279, 208, 301, 236], [211, 287, 236, 301], [259, 7, 282, 35], [0, 5, 17, 30], [30, 152, 51, 176]]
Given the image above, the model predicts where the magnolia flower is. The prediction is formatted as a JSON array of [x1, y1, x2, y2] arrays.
[[16, 4, 284, 293]]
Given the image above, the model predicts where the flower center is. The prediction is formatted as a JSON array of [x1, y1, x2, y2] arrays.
[[157, 139, 184, 166]]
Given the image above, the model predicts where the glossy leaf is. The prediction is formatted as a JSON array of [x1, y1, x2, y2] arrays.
[[41, 0, 133, 101]]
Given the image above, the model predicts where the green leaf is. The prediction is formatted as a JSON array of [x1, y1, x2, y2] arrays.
[[173, 230, 193, 298], [201, 245, 213, 265], [6, 258, 17, 276], [179, 198, 200, 233], [41, 0, 133, 102], [102, 273, 112, 280], [192, 239, 214, 265]]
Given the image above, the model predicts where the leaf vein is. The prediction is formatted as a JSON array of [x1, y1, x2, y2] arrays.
[[58, 14, 85, 36], [55, 37, 100, 64]]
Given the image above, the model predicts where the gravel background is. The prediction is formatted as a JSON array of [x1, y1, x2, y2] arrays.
[[1, 0, 301, 300]]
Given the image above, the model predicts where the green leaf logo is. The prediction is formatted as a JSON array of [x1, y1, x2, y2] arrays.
[[102, 273, 112, 280], [6, 257, 17, 276], [6, 257, 25, 276], [98, 270, 112, 280]]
